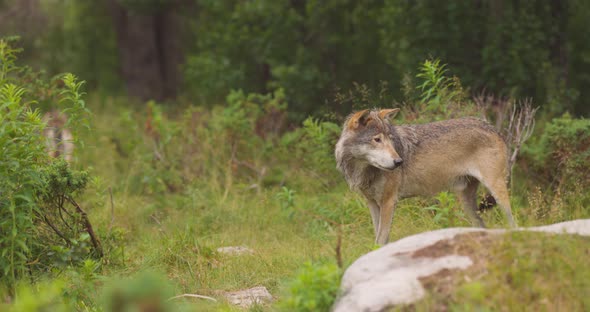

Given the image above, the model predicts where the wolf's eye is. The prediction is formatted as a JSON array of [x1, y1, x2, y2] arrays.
[[373, 137, 382, 143]]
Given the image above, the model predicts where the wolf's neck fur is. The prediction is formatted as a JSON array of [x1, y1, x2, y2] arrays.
[[338, 154, 380, 191], [390, 125, 419, 163], [337, 125, 419, 192]]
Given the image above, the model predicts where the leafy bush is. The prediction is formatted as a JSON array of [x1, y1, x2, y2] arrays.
[[0, 39, 51, 288], [0, 92, 46, 287], [280, 262, 342, 312], [530, 114, 590, 187], [122, 88, 289, 194], [276, 186, 296, 217], [6, 280, 72, 312], [102, 272, 174, 312], [279, 117, 341, 189], [423, 192, 465, 228], [523, 114, 590, 218], [119, 87, 342, 196], [0, 38, 97, 290], [35, 160, 105, 270], [416, 60, 466, 111], [406, 59, 482, 122]]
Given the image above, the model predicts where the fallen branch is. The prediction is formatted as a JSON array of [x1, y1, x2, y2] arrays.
[[167, 294, 217, 302], [335, 224, 343, 269], [65, 196, 104, 258], [57, 204, 74, 231], [108, 187, 115, 235], [43, 215, 72, 246]]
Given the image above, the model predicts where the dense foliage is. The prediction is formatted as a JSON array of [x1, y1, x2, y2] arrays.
[[2, 0, 590, 117], [279, 262, 342, 311], [0, 40, 48, 289], [0, 39, 97, 292]]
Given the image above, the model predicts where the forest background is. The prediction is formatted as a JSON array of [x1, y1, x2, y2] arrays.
[[1, 1, 589, 311]]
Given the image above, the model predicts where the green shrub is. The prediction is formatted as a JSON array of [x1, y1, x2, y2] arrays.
[[408, 59, 482, 122], [6, 280, 72, 312], [276, 186, 296, 218], [279, 117, 341, 189], [107, 85, 341, 199], [0, 38, 97, 290], [102, 272, 174, 312], [280, 262, 342, 312], [0, 39, 51, 288], [124, 89, 289, 194], [34, 160, 105, 270], [119, 87, 338, 196], [523, 114, 590, 218], [423, 192, 466, 228], [416, 59, 466, 111], [530, 114, 590, 187]]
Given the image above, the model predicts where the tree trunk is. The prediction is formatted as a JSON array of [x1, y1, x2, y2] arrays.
[[106, 1, 182, 101], [550, 0, 568, 86]]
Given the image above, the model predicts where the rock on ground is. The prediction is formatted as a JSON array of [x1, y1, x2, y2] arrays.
[[223, 286, 272, 308], [216, 246, 254, 256], [333, 219, 590, 312]]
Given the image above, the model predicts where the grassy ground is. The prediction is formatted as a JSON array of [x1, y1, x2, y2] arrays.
[[20, 95, 588, 311]]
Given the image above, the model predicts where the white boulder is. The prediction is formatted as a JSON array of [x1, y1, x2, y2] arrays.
[[333, 219, 590, 312]]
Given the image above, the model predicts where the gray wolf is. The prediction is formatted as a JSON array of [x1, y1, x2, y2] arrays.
[[335, 109, 516, 245], [42, 111, 74, 163]]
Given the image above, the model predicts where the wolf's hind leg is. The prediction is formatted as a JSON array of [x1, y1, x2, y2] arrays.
[[487, 179, 516, 227], [479, 172, 517, 227], [456, 178, 486, 227]]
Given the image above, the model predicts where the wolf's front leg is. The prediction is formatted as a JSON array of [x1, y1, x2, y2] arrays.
[[364, 197, 381, 237], [375, 192, 397, 245]]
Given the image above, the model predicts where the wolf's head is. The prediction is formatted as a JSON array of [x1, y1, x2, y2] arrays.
[[335, 108, 403, 172]]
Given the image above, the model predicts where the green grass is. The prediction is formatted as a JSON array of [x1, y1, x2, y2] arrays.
[[6, 95, 588, 311], [69, 99, 455, 310]]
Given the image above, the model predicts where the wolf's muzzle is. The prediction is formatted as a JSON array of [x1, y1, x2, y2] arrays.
[[382, 158, 403, 171]]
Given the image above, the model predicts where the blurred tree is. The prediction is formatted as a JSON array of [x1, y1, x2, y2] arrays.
[[0, 0, 47, 62], [106, 0, 184, 101], [566, 0, 590, 116], [184, 0, 389, 118], [2, 0, 590, 115]]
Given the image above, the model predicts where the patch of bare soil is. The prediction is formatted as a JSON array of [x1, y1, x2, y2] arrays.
[[409, 231, 502, 310]]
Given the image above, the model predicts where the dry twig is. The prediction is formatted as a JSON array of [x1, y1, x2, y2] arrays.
[[167, 294, 217, 302], [504, 98, 538, 183], [65, 197, 104, 257], [108, 187, 115, 234]]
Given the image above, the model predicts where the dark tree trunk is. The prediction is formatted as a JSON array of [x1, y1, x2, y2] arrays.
[[550, 0, 569, 85], [489, 0, 503, 21], [107, 0, 182, 101], [157, 9, 183, 99]]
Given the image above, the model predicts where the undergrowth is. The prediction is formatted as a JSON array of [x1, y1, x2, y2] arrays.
[[0, 38, 98, 295], [1, 41, 588, 311]]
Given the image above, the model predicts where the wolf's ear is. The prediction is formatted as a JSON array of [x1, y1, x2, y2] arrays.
[[347, 109, 371, 130], [378, 108, 400, 121]]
